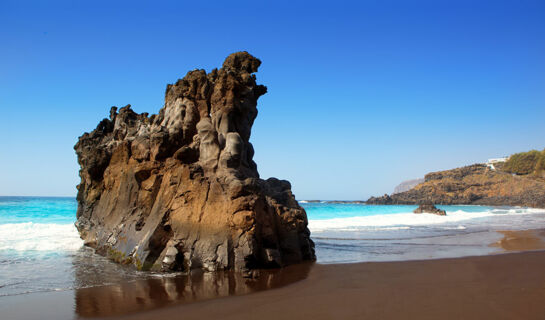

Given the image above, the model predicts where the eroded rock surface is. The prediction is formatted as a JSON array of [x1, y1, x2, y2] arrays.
[[413, 202, 446, 216], [74, 52, 315, 272]]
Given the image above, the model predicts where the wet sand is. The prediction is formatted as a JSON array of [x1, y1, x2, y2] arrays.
[[492, 229, 545, 251], [3, 230, 545, 320], [122, 251, 545, 320]]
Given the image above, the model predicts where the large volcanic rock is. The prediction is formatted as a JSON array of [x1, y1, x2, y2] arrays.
[[74, 52, 315, 272]]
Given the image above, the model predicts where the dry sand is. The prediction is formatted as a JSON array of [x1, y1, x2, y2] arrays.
[[116, 250, 545, 320]]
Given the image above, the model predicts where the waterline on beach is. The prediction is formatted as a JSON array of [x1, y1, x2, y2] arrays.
[[2, 197, 545, 297], [304, 203, 545, 263]]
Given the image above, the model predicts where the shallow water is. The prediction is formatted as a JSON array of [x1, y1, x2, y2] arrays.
[[0, 197, 143, 297], [306, 202, 545, 263], [1, 196, 545, 298], [0, 263, 313, 319]]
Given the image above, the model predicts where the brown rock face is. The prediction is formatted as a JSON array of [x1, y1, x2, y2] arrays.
[[367, 164, 545, 208], [413, 202, 446, 216], [74, 52, 315, 272]]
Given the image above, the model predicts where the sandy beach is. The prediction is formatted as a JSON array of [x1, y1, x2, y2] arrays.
[[2, 229, 545, 320], [121, 252, 545, 320]]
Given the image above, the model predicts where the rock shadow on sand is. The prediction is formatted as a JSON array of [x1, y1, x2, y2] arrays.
[[74, 262, 313, 318]]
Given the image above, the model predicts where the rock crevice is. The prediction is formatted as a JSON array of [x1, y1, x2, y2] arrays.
[[74, 52, 315, 272]]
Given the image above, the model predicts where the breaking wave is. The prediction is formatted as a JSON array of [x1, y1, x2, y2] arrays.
[[0, 222, 82, 252], [308, 207, 545, 232]]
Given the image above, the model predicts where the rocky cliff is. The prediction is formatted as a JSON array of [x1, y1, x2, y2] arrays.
[[74, 52, 315, 272], [367, 164, 545, 208], [393, 178, 424, 194]]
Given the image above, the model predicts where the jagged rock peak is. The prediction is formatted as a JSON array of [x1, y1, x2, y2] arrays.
[[74, 52, 315, 273], [222, 51, 262, 72]]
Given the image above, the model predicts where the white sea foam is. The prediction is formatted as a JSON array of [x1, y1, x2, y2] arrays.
[[440, 225, 467, 230], [308, 207, 545, 232], [0, 222, 83, 252]]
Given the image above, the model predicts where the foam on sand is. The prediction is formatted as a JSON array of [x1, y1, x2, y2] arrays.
[[308, 207, 545, 232]]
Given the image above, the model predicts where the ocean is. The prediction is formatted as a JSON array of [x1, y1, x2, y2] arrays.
[[305, 202, 545, 263], [1, 196, 545, 298]]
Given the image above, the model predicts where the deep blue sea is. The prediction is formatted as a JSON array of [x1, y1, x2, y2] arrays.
[[2, 196, 545, 297]]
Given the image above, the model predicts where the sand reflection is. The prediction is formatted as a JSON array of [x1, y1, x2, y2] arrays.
[[74, 263, 312, 318], [491, 229, 545, 251]]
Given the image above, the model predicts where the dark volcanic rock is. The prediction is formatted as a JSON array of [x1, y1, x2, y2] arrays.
[[367, 164, 545, 208], [366, 194, 393, 205], [413, 202, 446, 216], [74, 52, 315, 272]]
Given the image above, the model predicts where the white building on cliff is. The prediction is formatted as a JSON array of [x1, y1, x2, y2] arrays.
[[486, 157, 508, 170]]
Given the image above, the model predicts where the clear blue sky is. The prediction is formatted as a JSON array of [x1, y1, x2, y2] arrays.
[[1, 0, 544, 199]]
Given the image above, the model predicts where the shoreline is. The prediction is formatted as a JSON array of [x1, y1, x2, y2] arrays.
[[122, 250, 545, 320], [2, 229, 545, 319]]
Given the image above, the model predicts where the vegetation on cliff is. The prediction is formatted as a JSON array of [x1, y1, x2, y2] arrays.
[[502, 149, 545, 176]]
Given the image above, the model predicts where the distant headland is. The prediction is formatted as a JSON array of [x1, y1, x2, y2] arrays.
[[367, 148, 545, 208]]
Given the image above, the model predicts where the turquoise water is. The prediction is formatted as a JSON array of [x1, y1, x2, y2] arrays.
[[0, 197, 144, 297], [303, 202, 545, 265], [302, 202, 496, 220], [1, 197, 545, 297], [0, 197, 76, 224], [304, 202, 545, 238]]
